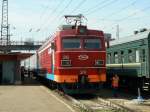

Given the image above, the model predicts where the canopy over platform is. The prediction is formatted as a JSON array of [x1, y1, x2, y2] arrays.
[[0, 52, 33, 61]]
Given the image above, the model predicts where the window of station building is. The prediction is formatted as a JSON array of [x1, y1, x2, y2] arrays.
[[62, 38, 81, 49], [114, 52, 119, 63], [128, 49, 134, 63], [84, 39, 101, 49], [121, 51, 125, 63], [135, 50, 140, 62]]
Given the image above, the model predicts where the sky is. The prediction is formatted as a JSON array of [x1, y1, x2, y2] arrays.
[[1, 0, 150, 42]]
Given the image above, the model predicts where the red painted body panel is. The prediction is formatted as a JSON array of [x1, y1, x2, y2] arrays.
[[56, 51, 106, 67], [38, 47, 52, 73]]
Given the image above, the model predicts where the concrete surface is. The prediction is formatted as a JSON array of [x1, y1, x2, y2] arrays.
[[0, 86, 75, 112]]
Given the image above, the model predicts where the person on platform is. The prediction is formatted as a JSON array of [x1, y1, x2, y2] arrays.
[[21, 66, 25, 84], [111, 74, 119, 97]]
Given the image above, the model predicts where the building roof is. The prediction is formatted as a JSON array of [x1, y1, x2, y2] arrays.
[[0, 52, 33, 61], [110, 30, 150, 46]]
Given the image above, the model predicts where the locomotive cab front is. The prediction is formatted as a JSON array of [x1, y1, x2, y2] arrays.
[[54, 25, 106, 93]]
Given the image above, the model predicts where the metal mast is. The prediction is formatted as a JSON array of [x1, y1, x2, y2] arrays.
[[1, 0, 9, 46]]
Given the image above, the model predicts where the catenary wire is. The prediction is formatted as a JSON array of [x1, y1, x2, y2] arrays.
[[117, 5, 150, 22], [82, 0, 110, 14], [37, 0, 65, 32], [69, 0, 87, 14], [85, 0, 119, 16], [40, 0, 74, 35], [101, 0, 138, 19]]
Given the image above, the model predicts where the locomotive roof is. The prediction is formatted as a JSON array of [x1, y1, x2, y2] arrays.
[[59, 25, 74, 30], [110, 30, 150, 46]]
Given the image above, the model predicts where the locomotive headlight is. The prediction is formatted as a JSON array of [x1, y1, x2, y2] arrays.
[[61, 60, 71, 67], [95, 60, 104, 66]]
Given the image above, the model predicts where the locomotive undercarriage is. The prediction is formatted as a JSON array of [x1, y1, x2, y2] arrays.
[[60, 74, 103, 94], [46, 76, 103, 94], [60, 82, 103, 94]]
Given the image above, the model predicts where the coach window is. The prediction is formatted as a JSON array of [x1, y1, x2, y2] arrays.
[[114, 52, 119, 64], [84, 39, 101, 49], [142, 49, 146, 62], [135, 50, 140, 62], [62, 38, 80, 49], [107, 53, 111, 64], [121, 51, 125, 63], [128, 49, 133, 63]]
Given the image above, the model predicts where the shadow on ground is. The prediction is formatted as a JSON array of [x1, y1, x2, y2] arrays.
[[21, 77, 41, 86]]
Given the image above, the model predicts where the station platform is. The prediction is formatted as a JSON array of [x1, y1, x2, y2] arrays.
[[0, 85, 75, 112]]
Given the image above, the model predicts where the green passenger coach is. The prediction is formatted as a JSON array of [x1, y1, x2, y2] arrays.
[[106, 29, 150, 92]]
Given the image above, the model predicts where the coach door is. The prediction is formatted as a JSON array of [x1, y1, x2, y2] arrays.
[[141, 49, 146, 76], [0, 63, 2, 84]]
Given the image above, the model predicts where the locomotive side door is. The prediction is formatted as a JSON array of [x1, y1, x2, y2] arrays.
[[51, 42, 55, 73]]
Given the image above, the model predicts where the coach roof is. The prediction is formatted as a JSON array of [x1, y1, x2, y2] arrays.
[[110, 29, 150, 46]]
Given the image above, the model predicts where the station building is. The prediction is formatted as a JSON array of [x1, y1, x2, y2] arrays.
[[0, 52, 32, 84]]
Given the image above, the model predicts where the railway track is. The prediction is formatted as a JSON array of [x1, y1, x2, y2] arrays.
[[54, 90, 135, 112], [77, 96, 136, 112], [37, 78, 149, 112], [78, 98, 115, 112]]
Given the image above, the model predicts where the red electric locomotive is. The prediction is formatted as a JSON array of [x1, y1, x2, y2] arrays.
[[37, 15, 106, 94]]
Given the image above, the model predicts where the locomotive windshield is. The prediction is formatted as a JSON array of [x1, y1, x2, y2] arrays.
[[62, 38, 80, 49], [62, 38, 101, 49], [84, 39, 101, 49]]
